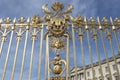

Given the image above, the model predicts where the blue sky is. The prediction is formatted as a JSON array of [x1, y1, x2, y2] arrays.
[[0, 0, 120, 80]]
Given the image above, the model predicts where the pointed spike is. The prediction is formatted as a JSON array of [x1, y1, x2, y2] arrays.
[[84, 17, 87, 22], [97, 16, 100, 22], [0, 18, 3, 23], [110, 17, 113, 24], [84, 17, 88, 29], [27, 17, 30, 23], [97, 16, 102, 29], [13, 18, 17, 23], [110, 17, 116, 30]]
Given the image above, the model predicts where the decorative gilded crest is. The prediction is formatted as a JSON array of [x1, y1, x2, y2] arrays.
[[42, 2, 73, 17], [43, 2, 72, 39], [51, 2, 64, 11]]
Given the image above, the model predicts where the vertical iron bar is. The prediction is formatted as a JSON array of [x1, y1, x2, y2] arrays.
[[66, 35, 70, 80], [108, 37, 120, 79], [94, 38, 104, 80], [44, 35, 48, 80], [85, 17, 95, 80], [10, 38, 20, 80], [0, 40, 5, 57], [110, 17, 120, 78], [2, 28, 14, 80], [20, 26, 29, 80], [98, 17, 113, 80], [47, 35, 50, 80], [0, 29, 7, 57], [100, 31, 113, 80], [38, 25, 44, 80], [79, 32, 86, 80], [72, 25, 78, 80], [113, 31, 120, 52], [11, 28, 22, 80], [28, 37, 35, 80], [110, 17, 120, 52]]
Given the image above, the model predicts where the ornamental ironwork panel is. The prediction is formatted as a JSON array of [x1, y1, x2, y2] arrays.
[[0, 2, 120, 80]]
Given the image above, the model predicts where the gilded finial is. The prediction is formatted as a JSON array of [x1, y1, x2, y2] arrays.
[[102, 17, 109, 28], [115, 18, 120, 25], [18, 17, 26, 23], [102, 17, 108, 24], [4, 17, 11, 24], [89, 17, 96, 23], [89, 17, 96, 28], [51, 2, 64, 11], [31, 15, 42, 24]]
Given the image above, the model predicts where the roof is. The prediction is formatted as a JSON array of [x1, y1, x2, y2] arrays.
[[71, 52, 120, 73]]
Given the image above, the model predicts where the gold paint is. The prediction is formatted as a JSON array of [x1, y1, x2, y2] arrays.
[[11, 27, 24, 80], [78, 32, 86, 80], [2, 28, 14, 80], [0, 2, 119, 80], [85, 17, 95, 80], [51, 2, 64, 11], [20, 20, 29, 80], [106, 31, 120, 80], [28, 27, 38, 80], [38, 25, 44, 80], [49, 55, 66, 75], [72, 25, 78, 80], [66, 35, 70, 80], [50, 38, 64, 49]]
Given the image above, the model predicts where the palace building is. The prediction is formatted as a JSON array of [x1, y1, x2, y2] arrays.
[[71, 53, 120, 80]]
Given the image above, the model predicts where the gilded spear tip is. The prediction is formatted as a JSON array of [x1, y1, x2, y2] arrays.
[[27, 17, 30, 23], [13, 18, 17, 23], [0, 18, 3, 23], [110, 17, 114, 24]]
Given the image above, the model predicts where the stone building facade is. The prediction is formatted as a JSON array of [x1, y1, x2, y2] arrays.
[[71, 53, 120, 80]]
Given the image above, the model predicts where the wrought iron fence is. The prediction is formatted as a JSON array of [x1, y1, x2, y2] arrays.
[[0, 2, 120, 80]]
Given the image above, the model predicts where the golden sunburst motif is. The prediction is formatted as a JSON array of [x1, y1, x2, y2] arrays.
[[50, 38, 65, 50]]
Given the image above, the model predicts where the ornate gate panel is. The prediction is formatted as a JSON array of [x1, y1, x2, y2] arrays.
[[0, 2, 120, 80]]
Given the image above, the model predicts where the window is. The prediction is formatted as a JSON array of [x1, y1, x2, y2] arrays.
[[87, 72, 90, 77], [98, 68, 101, 74], [113, 64, 116, 70], [118, 61, 120, 65], [93, 70, 95, 75], [80, 73, 84, 78], [105, 66, 109, 72], [115, 76, 118, 80], [107, 77, 110, 80]]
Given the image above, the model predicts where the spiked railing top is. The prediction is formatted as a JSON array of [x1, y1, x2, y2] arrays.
[[0, 16, 120, 29], [0, 2, 119, 36]]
